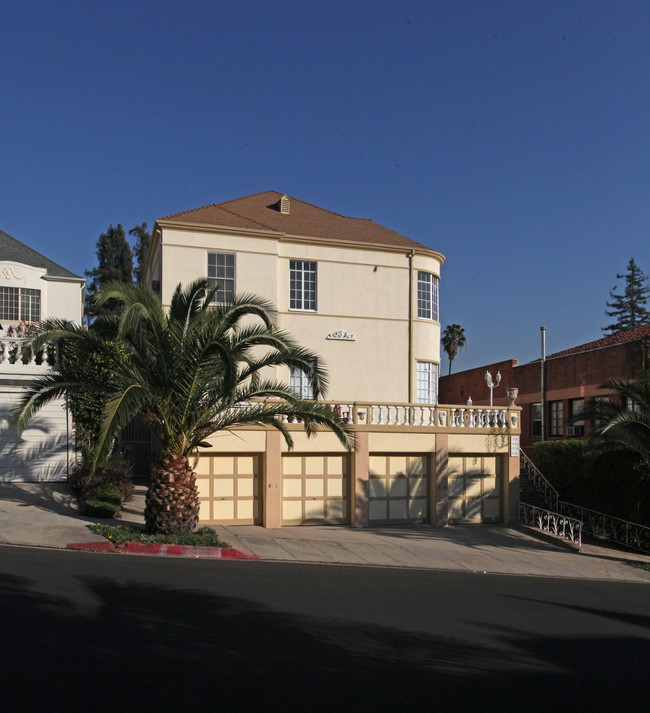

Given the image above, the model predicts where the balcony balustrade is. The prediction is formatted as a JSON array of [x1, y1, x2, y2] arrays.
[[0, 337, 58, 372]]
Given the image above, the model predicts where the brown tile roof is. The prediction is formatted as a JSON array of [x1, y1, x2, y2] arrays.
[[158, 191, 436, 253], [549, 323, 650, 359]]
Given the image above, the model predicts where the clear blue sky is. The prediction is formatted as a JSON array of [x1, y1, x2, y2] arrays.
[[2, 0, 649, 372]]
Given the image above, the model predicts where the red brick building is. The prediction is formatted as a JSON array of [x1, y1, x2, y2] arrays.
[[439, 324, 650, 455]]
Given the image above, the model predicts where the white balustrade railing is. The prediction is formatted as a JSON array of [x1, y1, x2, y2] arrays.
[[363, 403, 511, 430], [0, 337, 58, 370], [231, 400, 514, 432]]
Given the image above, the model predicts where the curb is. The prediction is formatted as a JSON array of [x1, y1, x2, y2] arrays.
[[66, 542, 259, 559]]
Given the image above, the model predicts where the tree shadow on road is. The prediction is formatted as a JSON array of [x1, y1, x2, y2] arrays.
[[0, 565, 647, 712]]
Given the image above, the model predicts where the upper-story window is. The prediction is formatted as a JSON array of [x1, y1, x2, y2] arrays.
[[416, 361, 439, 404], [207, 252, 236, 303], [417, 272, 439, 321], [0, 287, 41, 322], [289, 367, 315, 399], [290, 260, 317, 311]]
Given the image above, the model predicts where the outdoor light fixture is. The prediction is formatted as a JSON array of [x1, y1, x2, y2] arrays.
[[485, 370, 501, 406]]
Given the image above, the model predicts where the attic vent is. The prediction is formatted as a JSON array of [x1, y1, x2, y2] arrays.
[[280, 195, 291, 214]]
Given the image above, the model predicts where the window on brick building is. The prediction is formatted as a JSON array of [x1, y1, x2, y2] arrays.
[[530, 403, 542, 438], [549, 401, 563, 437], [568, 398, 585, 437]]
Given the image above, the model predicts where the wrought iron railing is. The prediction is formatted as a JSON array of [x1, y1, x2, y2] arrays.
[[558, 503, 650, 554], [520, 451, 559, 511], [520, 502, 582, 547], [520, 451, 650, 554]]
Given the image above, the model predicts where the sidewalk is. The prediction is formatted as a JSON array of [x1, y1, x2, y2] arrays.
[[1, 482, 650, 581]]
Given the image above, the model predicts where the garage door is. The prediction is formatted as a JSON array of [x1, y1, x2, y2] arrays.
[[368, 455, 429, 524], [282, 454, 350, 525], [196, 454, 262, 525], [448, 455, 502, 523]]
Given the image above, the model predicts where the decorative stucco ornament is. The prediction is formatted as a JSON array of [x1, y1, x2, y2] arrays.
[[2, 266, 25, 281], [326, 331, 355, 341], [438, 410, 447, 426]]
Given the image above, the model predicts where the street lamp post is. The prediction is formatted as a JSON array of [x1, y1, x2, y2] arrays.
[[485, 370, 501, 407]]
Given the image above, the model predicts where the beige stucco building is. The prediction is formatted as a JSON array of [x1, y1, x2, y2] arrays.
[[0, 230, 85, 481], [143, 192, 521, 528]]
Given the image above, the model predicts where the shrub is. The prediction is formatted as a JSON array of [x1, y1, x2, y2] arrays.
[[88, 523, 229, 547], [533, 440, 650, 525], [69, 452, 135, 517]]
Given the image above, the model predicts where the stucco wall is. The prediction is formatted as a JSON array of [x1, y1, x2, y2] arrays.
[[149, 226, 443, 404]]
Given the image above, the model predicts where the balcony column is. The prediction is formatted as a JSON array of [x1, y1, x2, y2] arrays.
[[432, 433, 449, 526], [351, 431, 369, 527]]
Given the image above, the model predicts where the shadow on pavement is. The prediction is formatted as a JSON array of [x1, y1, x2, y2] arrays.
[[1, 566, 647, 712]]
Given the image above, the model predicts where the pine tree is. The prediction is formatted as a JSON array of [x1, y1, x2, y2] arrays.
[[84, 224, 134, 321], [602, 258, 650, 335], [130, 222, 151, 284]]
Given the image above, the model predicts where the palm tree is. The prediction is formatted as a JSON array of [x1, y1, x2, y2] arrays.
[[441, 324, 467, 376], [14, 279, 355, 533], [578, 373, 650, 462]]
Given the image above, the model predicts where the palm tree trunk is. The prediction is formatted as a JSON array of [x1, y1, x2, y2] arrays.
[[145, 453, 200, 533]]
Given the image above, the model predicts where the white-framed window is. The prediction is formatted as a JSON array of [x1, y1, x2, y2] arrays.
[[290, 260, 317, 311], [0, 287, 41, 322], [416, 361, 439, 404], [289, 367, 315, 399], [207, 252, 236, 303], [417, 272, 439, 321]]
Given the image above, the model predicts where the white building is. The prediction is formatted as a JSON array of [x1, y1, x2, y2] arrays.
[[0, 230, 85, 481]]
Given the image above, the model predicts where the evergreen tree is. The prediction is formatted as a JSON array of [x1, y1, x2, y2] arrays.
[[84, 224, 134, 321], [130, 222, 152, 284], [603, 258, 650, 335]]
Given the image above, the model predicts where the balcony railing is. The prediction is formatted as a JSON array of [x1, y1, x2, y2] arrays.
[[279, 401, 518, 431], [0, 337, 58, 371]]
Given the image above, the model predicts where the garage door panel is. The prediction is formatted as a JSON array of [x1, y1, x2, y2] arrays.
[[409, 498, 427, 519]]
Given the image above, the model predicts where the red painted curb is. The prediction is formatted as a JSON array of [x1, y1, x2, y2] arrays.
[[66, 541, 258, 559], [67, 542, 116, 552]]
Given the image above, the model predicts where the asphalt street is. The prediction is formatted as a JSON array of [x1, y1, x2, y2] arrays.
[[2, 546, 648, 712]]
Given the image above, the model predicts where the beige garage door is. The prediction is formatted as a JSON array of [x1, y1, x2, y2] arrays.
[[196, 454, 262, 525], [282, 454, 350, 525], [368, 454, 429, 524], [448, 455, 502, 523]]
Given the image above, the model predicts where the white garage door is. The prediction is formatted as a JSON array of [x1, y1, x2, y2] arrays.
[[196, 454, 262, 525], [448, 455, 502, 523], [0, 387, 70, 482], [368, 454, 429, 524], [282, 454, 350, 525]]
